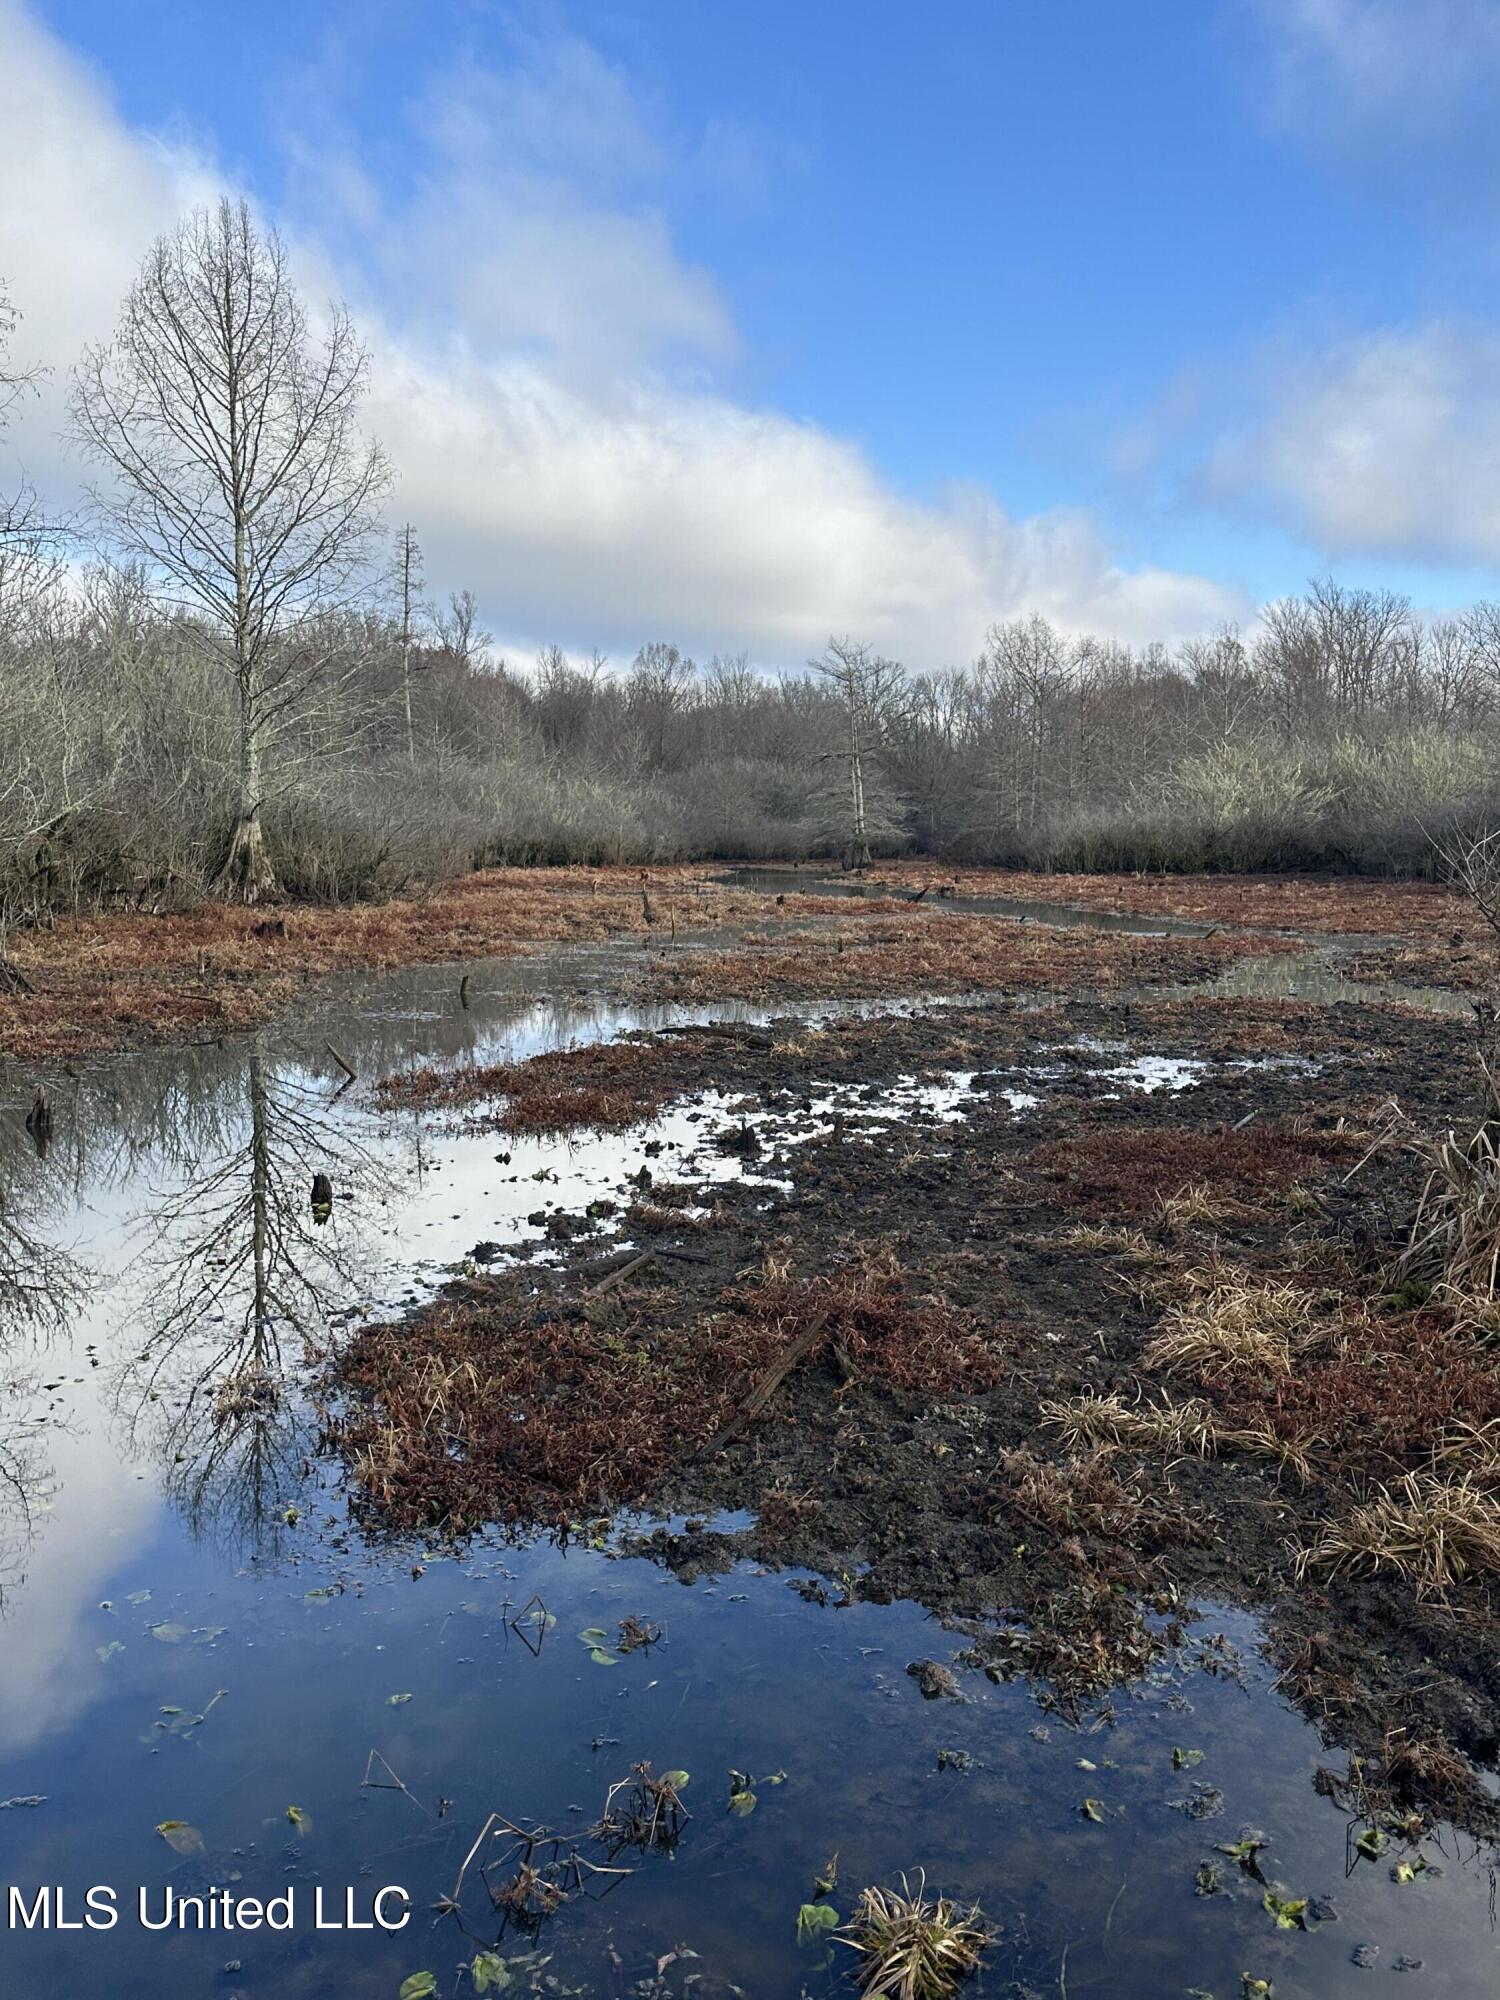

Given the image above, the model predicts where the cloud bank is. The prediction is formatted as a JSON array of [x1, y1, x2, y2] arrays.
[[0, 0, 1241, 663]]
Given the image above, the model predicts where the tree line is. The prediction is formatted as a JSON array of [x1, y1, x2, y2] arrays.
[[4, 201, 1500, 919]]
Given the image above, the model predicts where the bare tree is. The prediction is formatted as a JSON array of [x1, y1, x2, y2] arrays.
[[393, 521, 424, 766], [0, 285, 63, 635], [70, 199, 390, 899], [811, 637, 907, 868]]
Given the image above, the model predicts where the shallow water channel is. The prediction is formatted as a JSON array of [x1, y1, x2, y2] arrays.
[[1, 942, 1498, 1997]]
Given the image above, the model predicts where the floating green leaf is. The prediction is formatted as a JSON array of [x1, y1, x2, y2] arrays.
[[155, 1819, 203, 1855], [588, 1648, 619, 1667], [1355, 1825, 1388, 1860], [125, 1589, 152, 1605], [728, 1771, 757, 1817], [287, 1805, 312, 1835], [1262, 1891, 1308, 1931], [1392, 1856, 1428, 1883], [96, 1641, 125, 1663], [661, 1770, 690, 1789], [388, 1692, 414, 1706], [814, 1852, 839, 1898], [796, 1902, 840, 1946], [149, 1622, 188, 1644], [399, 1976, 437, 2000], [1216, 1837, 1268, 1877], [1081, 1797, 1106, 1822], [472, 1953, 512, 1994], [577, 1627, 610, 1645], [1174, 1746, 1205, 1770]]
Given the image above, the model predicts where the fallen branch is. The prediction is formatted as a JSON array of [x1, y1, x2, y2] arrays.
[[589, 1251, 656, 1297], [326, 1042, 357, 1085], [698, 1306, 833, 1458]]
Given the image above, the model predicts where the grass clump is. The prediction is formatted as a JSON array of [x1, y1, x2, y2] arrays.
[[1142, 1279, 1322, 1380], [1302, 1472, 1500, 1597], [841, 1873, 991, 2000], [1041, 1389, 1313, 1477], [1392, 1108, 1500, 1332]]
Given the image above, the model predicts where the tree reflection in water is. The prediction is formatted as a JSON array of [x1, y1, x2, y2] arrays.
[[117, 1035, 395, 1554], [0, 1181, 85, 1610]]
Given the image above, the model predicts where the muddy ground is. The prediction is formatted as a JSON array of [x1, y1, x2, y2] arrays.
[[325, 974, 1500, 1843], [0, 858, 1480, 1059]]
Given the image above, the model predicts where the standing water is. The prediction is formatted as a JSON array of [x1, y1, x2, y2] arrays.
[[2, 946, 1498, 1997]]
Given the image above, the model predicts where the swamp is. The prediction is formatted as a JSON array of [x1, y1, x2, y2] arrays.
[[5, 864, 1500, 1998]]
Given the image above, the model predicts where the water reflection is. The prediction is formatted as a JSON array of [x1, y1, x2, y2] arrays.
[[112, 1037, 394, 1554]]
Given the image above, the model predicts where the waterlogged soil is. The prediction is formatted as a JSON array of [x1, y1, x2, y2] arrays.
[[2, 859, 1489, 1061], [333, 997, 1500, 1805], [7, 895, 1500, 1997]]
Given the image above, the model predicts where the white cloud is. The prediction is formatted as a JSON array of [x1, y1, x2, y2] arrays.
[[1206, 323, 1500, 566], [0, 0, 1242, 663], [1253, 0, 1500, 189]]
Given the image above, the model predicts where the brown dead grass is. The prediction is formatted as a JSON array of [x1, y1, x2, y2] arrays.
[[648, 909, 1292, 1006], [869, 859, 1477, 943], [377, 1039, 669, 1133], [0, 864, 749, 1060]]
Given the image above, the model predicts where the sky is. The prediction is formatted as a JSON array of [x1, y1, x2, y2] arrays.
[[1, 0, 1499, 668]]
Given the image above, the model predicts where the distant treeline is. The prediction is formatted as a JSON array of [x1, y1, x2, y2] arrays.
[[2, 566, 1498, 916], [4, 211, 1498, 917]]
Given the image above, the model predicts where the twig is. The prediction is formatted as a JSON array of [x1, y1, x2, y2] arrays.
[[326, 1042, 357, 1085], [361, 1748, 430, 1817], [697, 1307, 833, 1458], [589, 1250, 657, 1296]]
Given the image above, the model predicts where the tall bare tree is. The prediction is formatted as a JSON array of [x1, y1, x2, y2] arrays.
[[812, 637, 906, 868], [70, 199, 390, 899], [393, 521, 424, 767]]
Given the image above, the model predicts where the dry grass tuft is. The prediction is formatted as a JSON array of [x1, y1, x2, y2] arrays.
[[1393, 1109, 1500, 1330], [1155, 1181, 1245, 1233], [1142, 1279, 1322, 1380], [1301, 1472, 1500, 1596], [1041, 1388, 1313, 1477], [1054, 1222, 1164, 1263], [841, 1873, 991, 2000]]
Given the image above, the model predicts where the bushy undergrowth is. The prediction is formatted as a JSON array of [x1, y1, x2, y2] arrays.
[[7, 574, 1500, 914]]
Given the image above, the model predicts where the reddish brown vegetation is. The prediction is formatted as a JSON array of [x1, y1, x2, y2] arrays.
[[0, 864, 746, 1060], [1207, 1310, 1500, 1478], [737, 1265, 1007, 1396], [327, 1259, 1002, 1529], [1027, 1122, 1360, 1216], [377, 1040, 668, 1133], [649, 910, 1292, 1006], [329, 1280, 792, 1528], [870, 858, 1478, 943]]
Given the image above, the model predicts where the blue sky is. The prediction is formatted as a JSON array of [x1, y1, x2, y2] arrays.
[[4, 0, 1500, 662]]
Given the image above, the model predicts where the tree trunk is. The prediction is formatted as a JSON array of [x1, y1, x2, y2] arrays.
[[214, 680, 278, 902]]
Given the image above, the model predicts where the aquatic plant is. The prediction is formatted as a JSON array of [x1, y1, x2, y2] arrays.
[[840, 1873, 990, 2000]]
